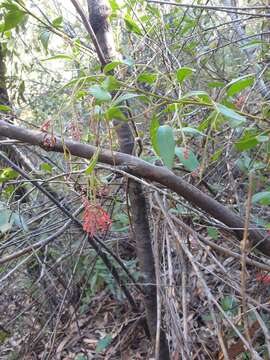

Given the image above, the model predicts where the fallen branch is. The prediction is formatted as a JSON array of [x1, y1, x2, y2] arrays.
[[0, 120, 269, 255]]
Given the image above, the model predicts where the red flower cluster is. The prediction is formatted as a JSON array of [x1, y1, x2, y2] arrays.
[[256, 272, 270, 285], [82, 197, 112, 237]]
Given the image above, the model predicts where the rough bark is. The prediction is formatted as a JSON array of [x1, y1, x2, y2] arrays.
[[0, 120, 268, 257], [79, 0, 170, 356]]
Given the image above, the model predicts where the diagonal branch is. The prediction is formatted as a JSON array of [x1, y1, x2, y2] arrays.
[[0, 120, 268, 256]]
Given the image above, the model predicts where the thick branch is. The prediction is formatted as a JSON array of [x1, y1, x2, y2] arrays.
[[0, 120, 269, 255]]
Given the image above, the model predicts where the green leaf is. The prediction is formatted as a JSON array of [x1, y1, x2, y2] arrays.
[[207, 81, 225, 88], [175, 147, 200, 172], [113, 93, 141, 106], [181, 90, 212, 104], [85, 148, 100, 175], [235, 133, 259, 151], [105, 106, 126, 121], [3, 9, 26, 31], [207, 227, 219, 240], [96, 334, 112, 353], [52, 16, 63, 28], [226, 75, 254, 97], [89, 85, 111, 103], [0, 168, 18, 183], [102, 75, 120, 92], [40, 163, 53, 172], [103, 61, 122, 74], [157, 125, 175, 169], [176, 67, 195, 84], [0, 104, 11, 111], [0, 209, 13, 233], [39, 30, 51, 52], [252, 191, 270, 206], [215, 103, 246, 127], [137, 72, 157, 84], [41, 54, 73, 61], [181, 127, 205, 137], [220, 296, 237, 312], [124, 14, 142, 35], [150, 116, 160, 155]]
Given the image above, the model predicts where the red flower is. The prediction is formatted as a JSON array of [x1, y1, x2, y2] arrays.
[[82, 197, 112, 236], [256, 272, 270, 285]]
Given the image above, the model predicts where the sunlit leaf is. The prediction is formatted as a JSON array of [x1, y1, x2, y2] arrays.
[[176, 67, 195, 84], [0, 104, 11, 111], [124, 14, 142, 35], [226, 75, 254, 97], [52, 16, 63, 28], [3, 9, 26, 31]]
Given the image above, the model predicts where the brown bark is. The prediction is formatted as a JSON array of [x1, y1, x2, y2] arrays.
[[86, 1, 169, 356], [0, 120, 268, 256]]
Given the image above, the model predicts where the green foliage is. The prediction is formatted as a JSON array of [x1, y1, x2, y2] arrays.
[[157, 125, 175, 169], [96, 334, 113, 353], [176, 67, 195, 84], [175, 147, 200, 172], [226, 74, 254, 97], [252, 191, 270, 206]]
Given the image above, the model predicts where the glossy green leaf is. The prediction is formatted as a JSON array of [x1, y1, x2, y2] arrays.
[[3, 9, 26, 31], [137, 72, 157, 84], [175, 147, 200, 172], [89, 85, 111, 102], [226, 75, 254, 97], [252, 191, 270, 205], [96, 334, 112, 353], [150, 116, 160, 155], [113, 93, 141, 106], [103, 61, 121, 74], [105, 106, 126, 121], [157, 125, 175, 169], [85, 148, 100, 175], [216, 103, 246, 127], [124, 14, 142, 35], [176, 67, 195, 84]]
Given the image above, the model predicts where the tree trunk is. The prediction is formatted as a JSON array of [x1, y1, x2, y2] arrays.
[[87, 0, 169, 357]]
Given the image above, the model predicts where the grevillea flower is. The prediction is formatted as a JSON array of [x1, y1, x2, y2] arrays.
[[82, 197, 112, 237], [256, 272, 270, 285]]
